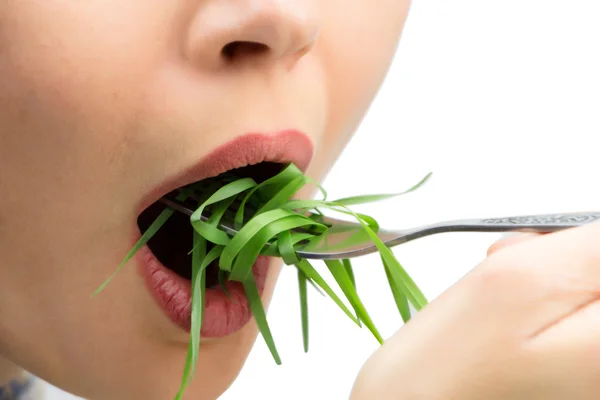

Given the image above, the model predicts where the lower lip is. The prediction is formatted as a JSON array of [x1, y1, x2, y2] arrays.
[[136, 244, 270, 338]]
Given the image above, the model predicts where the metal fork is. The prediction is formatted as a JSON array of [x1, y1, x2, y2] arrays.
[[159, 195, 600, 260]]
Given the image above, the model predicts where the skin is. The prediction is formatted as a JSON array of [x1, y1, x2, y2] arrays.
[[4, 2, 598, 400], [0, 1, 411, 399]]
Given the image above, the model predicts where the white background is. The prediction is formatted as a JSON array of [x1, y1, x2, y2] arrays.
[[46, 0, 600, 399]]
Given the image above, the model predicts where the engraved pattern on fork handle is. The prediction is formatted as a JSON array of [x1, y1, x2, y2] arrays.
[[413, 212, 600, 240], [479, 212, 600, 227], [376, 212, 600, 259]]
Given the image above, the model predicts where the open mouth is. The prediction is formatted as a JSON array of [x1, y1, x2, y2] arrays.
[[134, 131, 314, 338], [136, 162, 286, 287]]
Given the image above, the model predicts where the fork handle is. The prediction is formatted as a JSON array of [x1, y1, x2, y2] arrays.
[[300, 211, 600, 260], [432, 211, 600, 234]]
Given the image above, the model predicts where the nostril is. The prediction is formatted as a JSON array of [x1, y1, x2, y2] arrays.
[[221, 41, 270, 62]]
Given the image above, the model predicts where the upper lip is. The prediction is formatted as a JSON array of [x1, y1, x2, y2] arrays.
[[138, 130, 314, 214]]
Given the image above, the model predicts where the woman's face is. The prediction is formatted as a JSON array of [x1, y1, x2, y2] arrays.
[[0, 1, 410, 399]]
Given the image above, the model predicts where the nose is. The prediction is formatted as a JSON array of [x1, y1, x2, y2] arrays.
[[184, 1, 321, 69]]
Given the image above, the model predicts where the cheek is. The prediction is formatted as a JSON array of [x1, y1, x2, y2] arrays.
[[0, 2, 176, 227], [318, 0, 410, 150], [0, 3, 152, 157]]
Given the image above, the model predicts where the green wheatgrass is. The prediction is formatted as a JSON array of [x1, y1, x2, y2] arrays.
[[92, 164, 431, 399]]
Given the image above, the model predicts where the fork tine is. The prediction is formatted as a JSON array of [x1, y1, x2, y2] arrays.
[[158, 196, 195, 217], [158, 192, 255, 230]]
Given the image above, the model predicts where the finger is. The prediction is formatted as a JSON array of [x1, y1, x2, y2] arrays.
[[474, 220, 600, 336], [488, 220, 600, 277], [487, 232, 544, 256], [524, 300, 600, 395]]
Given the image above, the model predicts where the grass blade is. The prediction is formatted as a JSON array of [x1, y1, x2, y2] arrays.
[[332, 172, 432, 206], [298, 202, 428, 309], [234, 164, 302, 226], [295, 260, 360, 326], [255, 175, 307, 215], [343, 258, 356, 288], [174, 347, 194, 400], [229, 215, 325, 281], [218, 269, 233, 300], [342, 258, 360, 326], [189, 233, 207, 378], [325, 260, 383, 344], [298, 269, 309, 352], [277, 230, 301, 265], [221, 209, 295, 270], [175, 232, 207, 399], [190, 178, 257, 224], [191, 220, 231, 245], [260, 232, 314, 257], [243, 274, 281, 364], [221, 209, 323, 272], [255, 163, 304, 200], [382, 255, 411, 323]]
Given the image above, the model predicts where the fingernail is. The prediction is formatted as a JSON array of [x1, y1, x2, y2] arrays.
[[500, 232, 521, 239]]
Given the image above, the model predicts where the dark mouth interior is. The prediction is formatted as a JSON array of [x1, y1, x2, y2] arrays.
[[137, 162, 285, 287]]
